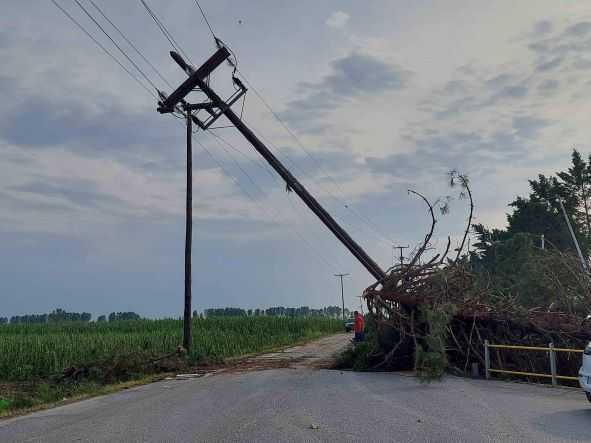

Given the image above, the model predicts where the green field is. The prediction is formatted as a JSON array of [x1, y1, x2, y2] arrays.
[[0, 317, 342, 381]]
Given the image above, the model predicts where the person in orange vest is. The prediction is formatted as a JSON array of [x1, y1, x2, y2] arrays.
[[353, 311, 365, 342]]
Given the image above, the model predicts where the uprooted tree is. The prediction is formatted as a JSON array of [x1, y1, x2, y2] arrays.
[[362, 170, 591, 381]]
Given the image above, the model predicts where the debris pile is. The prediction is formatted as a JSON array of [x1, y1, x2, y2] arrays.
[[362, 176, 591, 380]]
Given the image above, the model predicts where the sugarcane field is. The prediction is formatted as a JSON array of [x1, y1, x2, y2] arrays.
[[3, 1, 591, 442]]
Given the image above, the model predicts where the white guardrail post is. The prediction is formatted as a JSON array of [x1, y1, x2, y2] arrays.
[[484, 339, 490, 379], [549, 342, 557, 387]]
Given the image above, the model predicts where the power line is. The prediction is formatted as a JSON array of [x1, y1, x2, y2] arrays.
[[50, 0, 157, 100], [209, 131, 278, 183], [194, 134, 340, 273], [86, 0, 174, 90], [51, 0, 346, 280], [193, 0, 216, 40], [236, 70, 395, 246], [139, 0, 193, 65], [241, 116, 394, 249], [73, 0, 160, 92], [208, 131, 350, 271], [185, 0, 389, 248]]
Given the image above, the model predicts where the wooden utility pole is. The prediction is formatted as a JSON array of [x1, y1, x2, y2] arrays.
[[159, 48, 386, 282], [183, 106, 193, 350], [156, 49, 230, 352], [334, 273, 350, 321], [392, 245, 409, 268]]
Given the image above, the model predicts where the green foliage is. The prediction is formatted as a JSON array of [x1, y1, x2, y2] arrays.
[[471, 231, 551, 307], [202, 306, 347, 318], [414, 304, 455, 382], [107, 312, 141, 322], [0, 382, 106, 414], [334, 315, 376, 371], [336, 341, 371, 371], [502, 149, 591, 256], [0, 317, 341, 381], [9, 309, 92, 325], [470, 149, 591, 309]]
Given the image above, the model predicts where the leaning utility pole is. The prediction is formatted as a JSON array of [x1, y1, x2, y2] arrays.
[[158, 47, 386, 283], [558, 199, 588, 273], [334, 273, 350, 321]]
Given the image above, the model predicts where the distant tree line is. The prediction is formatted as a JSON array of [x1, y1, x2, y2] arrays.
[[7, 308, 91, 324], [201, 306, 350, 318], [0, 309, 142, 325], [106, 312, 141, 322]]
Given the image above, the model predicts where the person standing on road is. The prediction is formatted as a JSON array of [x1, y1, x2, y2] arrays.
[[353, 311, 364, 342]]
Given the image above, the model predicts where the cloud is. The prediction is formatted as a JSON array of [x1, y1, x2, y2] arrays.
[[8, 178, 123, 210], [512, 116, 549, 138], [0, 96, 167, 152], [326, 11, 350, 29], [535, 56, 562, 72], [533, 20, 553, 36], [538, 79, 559, 92], [280, 52, 411, 130], [564, 21, 591, 37], [365, 115, 549, 186], [528, 21, 591, 72]]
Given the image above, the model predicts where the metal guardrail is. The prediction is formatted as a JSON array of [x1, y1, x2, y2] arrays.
[[484, 340, 583, 386]]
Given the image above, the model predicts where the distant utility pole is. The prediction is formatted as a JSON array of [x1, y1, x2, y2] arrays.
[[558, 199, 588, 273], [392, 245, 409, 268], [334, 273, 350, 321], [356, 295, 365, 314]]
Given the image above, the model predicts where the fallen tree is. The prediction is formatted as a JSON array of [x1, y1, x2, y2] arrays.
[[362, 172, 591, 381]]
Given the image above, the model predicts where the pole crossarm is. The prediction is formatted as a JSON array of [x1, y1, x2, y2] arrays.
[[158, 47, 231, 113]]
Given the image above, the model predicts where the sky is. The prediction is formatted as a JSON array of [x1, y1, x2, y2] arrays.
[[2, 1, 591, 318]]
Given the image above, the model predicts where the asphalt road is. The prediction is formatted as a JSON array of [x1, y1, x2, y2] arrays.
[[2, 334, 591, 442]]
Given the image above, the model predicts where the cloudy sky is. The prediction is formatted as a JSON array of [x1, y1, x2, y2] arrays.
[[2, 1, 590, 318]]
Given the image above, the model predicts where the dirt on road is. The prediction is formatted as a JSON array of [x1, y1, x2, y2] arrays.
[[222, 333, 352, 373]]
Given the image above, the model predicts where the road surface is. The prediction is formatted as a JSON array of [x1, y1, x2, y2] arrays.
[[1, 334, 590, 442]]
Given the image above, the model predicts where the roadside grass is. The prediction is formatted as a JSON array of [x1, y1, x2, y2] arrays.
[[0, 317, 341, 381], [0, 377, 162, 419], [0, 317, 342, 417]]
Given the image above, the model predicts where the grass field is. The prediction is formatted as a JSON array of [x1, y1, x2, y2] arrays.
[[0, 317, 342, 381]]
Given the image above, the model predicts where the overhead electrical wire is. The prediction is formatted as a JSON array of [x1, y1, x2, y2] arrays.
[[211, 131, 363, 268], [195, 134, 341, 273], [139, 0, 193, 65], [207, 132, 350, 271], [208, 132, 366, 269], [207, 132, 347, 267], [73, 0, 160, 93], [193, 0, 216, 40], [50, 0, 157, 100], [237, 73, 396, 247], [242, 117, 394, 249], [209, 132, 278, 184], [87, 0, 174, 90], [188, 0, 395, 248], [53, 0, 348, 273]]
